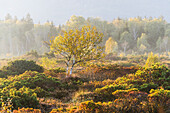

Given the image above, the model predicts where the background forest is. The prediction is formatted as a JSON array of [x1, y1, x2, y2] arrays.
[[0, 14, 169, 58]]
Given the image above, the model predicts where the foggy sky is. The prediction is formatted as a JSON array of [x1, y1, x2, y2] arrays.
[[0, 0, 169, 25]]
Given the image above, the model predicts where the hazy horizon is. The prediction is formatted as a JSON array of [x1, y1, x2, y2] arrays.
[[0, 0, 170, 25]]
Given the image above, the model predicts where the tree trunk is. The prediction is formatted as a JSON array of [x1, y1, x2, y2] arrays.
[[133, 28, 138, 40], [124, 46, 126, 56], [66, 61, 69, 77], [70, 66, 73, 75], [69, 55, 75, 75]]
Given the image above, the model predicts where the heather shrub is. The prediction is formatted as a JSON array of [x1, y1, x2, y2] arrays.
[[43, 67, 66, 78], [148, 88, 170, 112], [62, 76, 88, 90], [139, 82, 158, 93], [0, 71, 62, 98], [40, 57, 58, 69], [48, 67, 66, 73], [94, 84, 127, 101], [148, 88, 170, 101], [53, 99, 160, 113], [0, 86, 39, 109], [2, 59, 44, 75], [44, 51, 55, 58], [26, 50, 39, 58], [13, 108, 41, 113], [79, 63, 137, 81]]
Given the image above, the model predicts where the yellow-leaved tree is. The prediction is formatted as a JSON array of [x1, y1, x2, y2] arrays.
[[105, 37, 118, 54], [145, 52, 159, 68], [46, 26, 104, 76]]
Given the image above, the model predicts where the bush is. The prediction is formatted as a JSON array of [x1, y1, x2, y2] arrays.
[[26, 50, 39, 57], [119, 62, 135, 67], [0, 86, 39, 109], [79, 63, 137, 81], [43, 67, 66, 78], [2, 59, 44, 75], [49, 67, 66, 73], [148, 88, 170, 112], [13, 108, 41, 113], [54, 99, 160, 113], [140, 82, 158, 93], [44, 51, 55, 58], [112, 88, 139, 97], [0, 70, 12, 78], [62, 76, 88, 90], [149, 88, 170, 99], [40, 57, 58, 69], [0, 71, 61, 96], [94, 84, 127, 101]]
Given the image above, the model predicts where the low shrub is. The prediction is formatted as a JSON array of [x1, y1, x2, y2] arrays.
[[26, 50, 39, 58], [148, 88, 170, 101], [139, 82, 158, 93], [62, 76, 88, 90], [2, 59, 44, 76], [13, 108, 41, 113], [0, 86, 39, 109], [53, 99, 160, 113], [94, 84, 127, 101], [79, 63, 137, 81], [119, 62, 136, 67], [44, 51, 55, 58], [148, 88, 170, 112], [43, 67, 66, 78], [40, 57, 58, 69], [0, 71, 63, 99]]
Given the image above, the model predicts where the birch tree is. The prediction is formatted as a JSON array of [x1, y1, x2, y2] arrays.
[[137, 33, 150, 49], [105, 37, 118, 54], [120, 31, 132, 55], [128, 18, 143, 40], [162, 37, 170, 54], [47, 26, 104, 76]]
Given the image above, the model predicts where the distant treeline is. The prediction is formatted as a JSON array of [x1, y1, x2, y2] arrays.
[[63, 15, 170, 55], [0, 14, 169, 57], [0, 13, 60, 57]]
